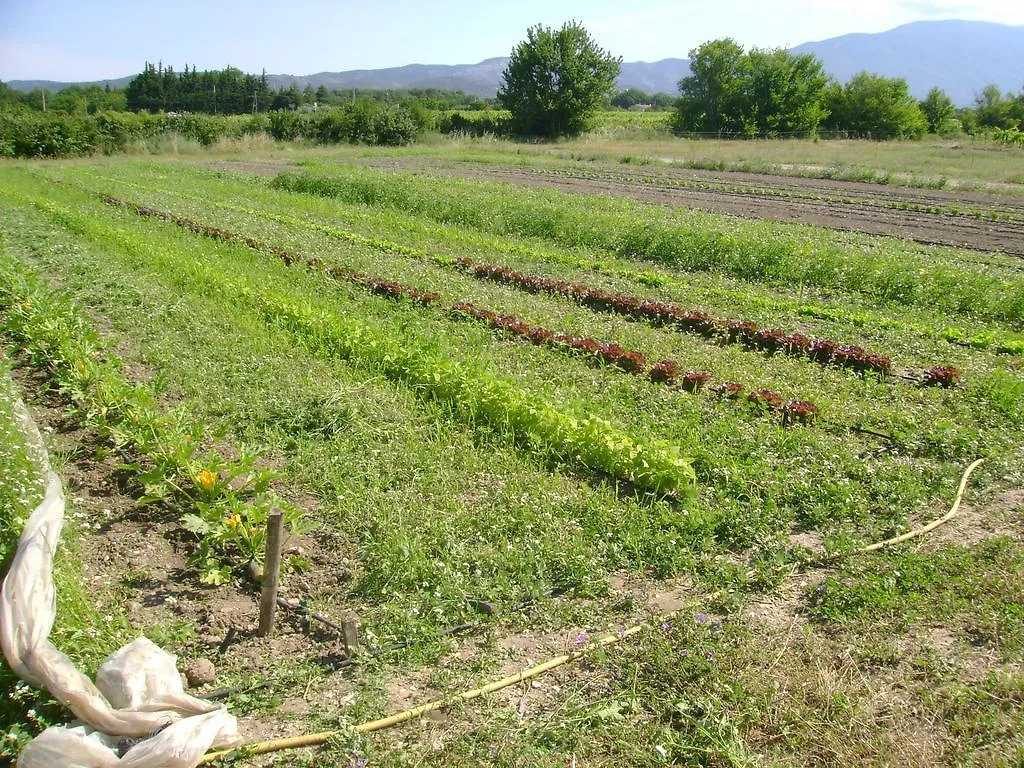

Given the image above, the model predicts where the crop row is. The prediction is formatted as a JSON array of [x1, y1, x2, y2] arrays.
[[454, 258, 905, 375], [98, 193, 444, 305], [0, 250, 303, 585], [77, 169, 1024, 359], [269, 169, 1024, 324], [97, 191, 962, 391], [451, 301, 821, 424], [98, 191, 831, 419], [517, 165, 1022, 223], [33, 193, 699, 496]]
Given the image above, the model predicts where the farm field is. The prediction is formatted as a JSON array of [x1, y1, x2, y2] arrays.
[[345, 155, 1024, 256], [1, 144, 1024, 766]]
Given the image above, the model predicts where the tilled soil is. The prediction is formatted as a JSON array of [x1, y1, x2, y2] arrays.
[[357, 158, 1024, 257]]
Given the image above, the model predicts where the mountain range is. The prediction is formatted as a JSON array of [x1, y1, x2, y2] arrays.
[[6, 20, 1022, 106]]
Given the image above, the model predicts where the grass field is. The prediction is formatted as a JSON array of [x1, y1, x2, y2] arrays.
[[1, 138, 1023, 766], [194, 127, 1024, 190]]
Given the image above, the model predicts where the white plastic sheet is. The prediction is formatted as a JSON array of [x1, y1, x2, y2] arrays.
[[2, 398, 243, 766]]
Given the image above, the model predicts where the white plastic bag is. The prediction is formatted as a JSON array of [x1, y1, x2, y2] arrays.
[[17, 710, 241, 768], [2, 397, 244, 766], [96, 638, 219, 715]]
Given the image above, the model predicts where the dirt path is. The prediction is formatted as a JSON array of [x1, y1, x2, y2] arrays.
[[359, 158, 1024, 257]]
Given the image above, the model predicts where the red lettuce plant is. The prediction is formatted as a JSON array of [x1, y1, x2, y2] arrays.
[[714, 381, 744, 399], [783, 400, 820, 425], [923, 365, 961, 387]]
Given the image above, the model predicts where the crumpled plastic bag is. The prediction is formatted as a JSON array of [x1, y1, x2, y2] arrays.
[[96, 638, 219, 715], [1, 397, 244, 766], [17, 710, 240, 768]]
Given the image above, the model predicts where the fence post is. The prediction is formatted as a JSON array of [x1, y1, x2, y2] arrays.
[[257, 508, 285, 637]]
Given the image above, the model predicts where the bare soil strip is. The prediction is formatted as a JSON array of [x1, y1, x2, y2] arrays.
[[357, 158, 1024, 257]]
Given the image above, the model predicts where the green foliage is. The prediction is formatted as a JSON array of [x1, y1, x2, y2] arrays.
[[673, 40, 830, 137], [807, 538, 1024, 655], [825, 71, 928, 139], [744, 48, 831, 136], [0, 249, 304, 581], [993, 126, 1024, 148], [437, 110, 513, 137], [920, 87, 957, 134], [272, 168, 1024, 322], [125, 62, 272, 114], [0, 100, 418, 157], [498, 21, 621, 137], [673, 39, 749, 135], [312, 101, 421, 145], [974, 84, 1017, 129]]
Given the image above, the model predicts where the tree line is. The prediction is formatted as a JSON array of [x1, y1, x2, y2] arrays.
[[3, 25, 1023, 143], [0, 64, 492, 117], [497, 25, 1024, 139], [671, 38, 1024, 139]]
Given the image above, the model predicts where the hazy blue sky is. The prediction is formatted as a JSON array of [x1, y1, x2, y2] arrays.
[[1, 0, 1021, 81]]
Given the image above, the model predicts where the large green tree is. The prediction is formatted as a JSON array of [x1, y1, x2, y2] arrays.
[[672, 41, 830, 136], [744, 48, 830, 136], [498, 21, 621, 137], [919, 87, 956, 134], [673, 38, 749, 134], [826, 71, 927, 139], [974, 84, 1016, 129]]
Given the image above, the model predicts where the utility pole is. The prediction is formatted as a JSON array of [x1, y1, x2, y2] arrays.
[[41, 89, 46, 112], [252, 90, 258, 114]]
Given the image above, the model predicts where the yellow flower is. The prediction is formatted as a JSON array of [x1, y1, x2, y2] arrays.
[[196, 469, 218, 491], [75, 360, 86, 373], [225, 514, 242, 529]]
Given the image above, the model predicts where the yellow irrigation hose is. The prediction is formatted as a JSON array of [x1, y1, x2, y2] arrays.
[[847, 458, 984, 556], [199, 615, 663, 763], [200, 458, 986, 764]]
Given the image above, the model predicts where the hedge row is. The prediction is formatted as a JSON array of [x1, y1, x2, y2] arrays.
[[0, 103, 424, 158]]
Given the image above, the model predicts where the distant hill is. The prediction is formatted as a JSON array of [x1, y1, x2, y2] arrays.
[[264, 58, 691, 98], [5, 76, 134, 92], [792, 20, 1024, 105], [264, 58, 511, 96], [6, 20, 1022, 106], [617, 59, 691, 95], [5, 58, 689, 100]]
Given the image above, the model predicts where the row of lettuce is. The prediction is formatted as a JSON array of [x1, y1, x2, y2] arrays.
[[99, 191, 840, 420], [12, 191, 701, 497], [94, 165, 1023, 359]]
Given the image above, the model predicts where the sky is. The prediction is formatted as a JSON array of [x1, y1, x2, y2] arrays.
[[1, 0, 1022, 82]]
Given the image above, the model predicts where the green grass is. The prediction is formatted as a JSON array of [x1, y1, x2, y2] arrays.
[[808, 537, 1024, 657], [269, 166, 1024, 323], [62, 162, 1024, 358], [1, 150, 1022, 767], [0, 360, 134, 757]]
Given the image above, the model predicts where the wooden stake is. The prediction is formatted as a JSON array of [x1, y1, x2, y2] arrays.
[[257, 509, 285, 637], [342, 615, 360, 656]]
